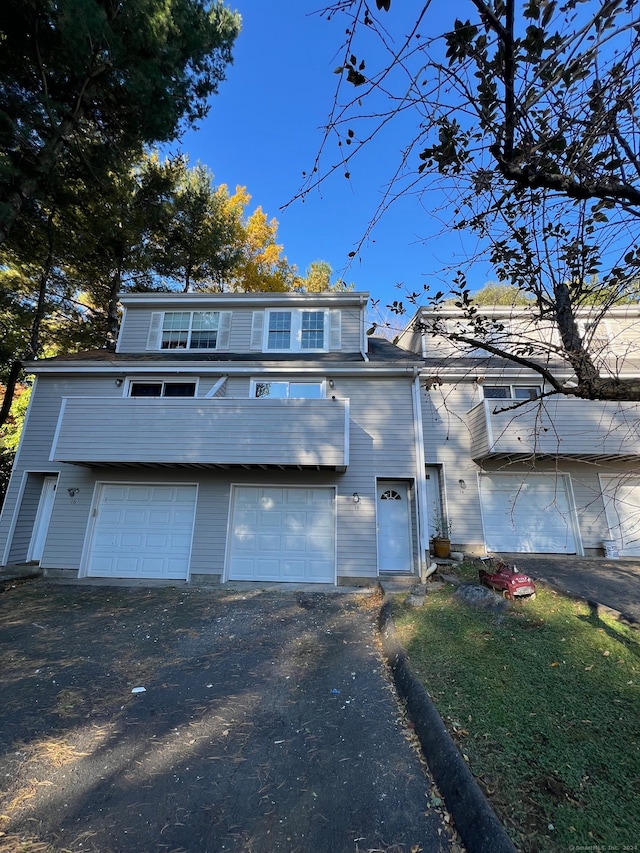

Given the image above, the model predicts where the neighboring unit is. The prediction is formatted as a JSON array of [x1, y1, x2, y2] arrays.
[[0, 292, 428, 584], [398, 306, 640, 558]]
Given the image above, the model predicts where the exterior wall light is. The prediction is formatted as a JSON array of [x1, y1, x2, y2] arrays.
[[352, 492, 360, 504], [67, 487, 80, 497], [115, 378, 124, 387]]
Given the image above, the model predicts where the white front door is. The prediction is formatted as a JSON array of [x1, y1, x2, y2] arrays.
[[377, 481, 413, 573], [86, 484, 197, 579], [28, 476, 58, 562], [227, 486, 336, 583], [601, 475, 640, 557], [479, 473, 578, 553]]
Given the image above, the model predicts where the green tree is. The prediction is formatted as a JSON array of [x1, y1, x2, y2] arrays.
[[470, 283, 533, 307], [308, 0, 640, 401], [152, 162, 244, 292], [0, 0, 240, 245], [298, 260, 354, 292]]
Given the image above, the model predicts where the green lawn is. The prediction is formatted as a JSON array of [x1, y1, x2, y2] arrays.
[[392, 564, 640, 853]]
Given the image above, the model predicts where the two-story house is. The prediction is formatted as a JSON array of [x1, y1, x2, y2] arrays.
[[399, 305, 640, 559], [0, 291, 430, 585]]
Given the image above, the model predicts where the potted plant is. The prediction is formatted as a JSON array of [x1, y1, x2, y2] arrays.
[[432, 515, 452, 559]]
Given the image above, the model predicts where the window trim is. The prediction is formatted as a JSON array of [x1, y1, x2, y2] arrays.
[[263, 309, 329, 353], [250, 378, 327, 399], [146, 310, 231, 351], [125, 377, 199, 398], [481, 383, 542, 401]]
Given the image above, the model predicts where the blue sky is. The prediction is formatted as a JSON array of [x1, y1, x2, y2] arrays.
[[171, 2, 494, 321]]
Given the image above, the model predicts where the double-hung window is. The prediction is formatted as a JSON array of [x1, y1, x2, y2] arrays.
[[146, 310, 231, 351], [265, 310, 326, 351], [161, 311, 220, 350]]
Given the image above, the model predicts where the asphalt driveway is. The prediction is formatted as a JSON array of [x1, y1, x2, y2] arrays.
[[498, 553, 640, 624], [0, 579, 459, 853]]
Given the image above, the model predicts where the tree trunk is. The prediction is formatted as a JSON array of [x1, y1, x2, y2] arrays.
[[0, 361, 23, 429]]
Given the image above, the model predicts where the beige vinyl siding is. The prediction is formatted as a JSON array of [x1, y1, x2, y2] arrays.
[[334, 376, 418, 577], [422, 382, 487, 548], [0, 376, 126, 567], [469, 398, 640, 459], [1, 366, 420, 581], [119, 306, 363, 354], [7, 475, 41, 563], [53, 397, 348, 468], [117, 308, 150, 351], [603, 317, 640, 359], [227, 309, 252, 352]]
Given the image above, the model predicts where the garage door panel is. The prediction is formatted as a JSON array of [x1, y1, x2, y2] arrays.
[[87, 484, 196, 579], [121, 532, 145, 548], [228, 486, 335, 583], [282, 560, 305, 578], [601, 476, 640, 556], [284, 534, 306, 551], [259, 534, 281, 551], [480, 474, 576, 554]]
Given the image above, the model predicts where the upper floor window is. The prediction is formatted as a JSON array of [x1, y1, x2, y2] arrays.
[[253, 380, 325, 399], [265, 310, 326, 351], [162, 311, 219, 349], [146, 310, 231, 351], [129, 381, 196, 397], [250, 308, 341, 353], [483, 385, 540, 401]]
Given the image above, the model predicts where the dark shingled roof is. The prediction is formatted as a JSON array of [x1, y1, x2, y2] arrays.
[[30, 336, 422, 367]]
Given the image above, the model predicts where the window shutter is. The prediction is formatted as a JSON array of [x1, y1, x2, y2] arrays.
[[250, 311, 265, 350], [217, 311, 232, 350], [146, 312, 163, 350], [329, 310, 342, 350]]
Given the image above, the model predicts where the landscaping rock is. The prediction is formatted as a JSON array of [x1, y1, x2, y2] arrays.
[[455, 581, 508, 613], [407, 584, 427, 607]]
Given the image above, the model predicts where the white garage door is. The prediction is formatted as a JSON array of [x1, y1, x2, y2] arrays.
[[480, 474, 577, 553], [228, 486, 335, 583], [601, 476, 640, 557], [87, 484, 197, 579]]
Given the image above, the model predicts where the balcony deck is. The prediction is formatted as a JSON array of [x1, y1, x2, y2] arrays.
[[469, 397, 640, 461], [51, 397, 349, 470]]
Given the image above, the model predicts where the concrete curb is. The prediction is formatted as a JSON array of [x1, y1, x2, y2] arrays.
[[378, 592, 517, 853], [0, 565, 43, 584]]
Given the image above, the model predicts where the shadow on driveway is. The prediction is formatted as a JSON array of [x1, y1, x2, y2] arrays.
[[497, 553, 640, 624], [0, 580, 459, 853]]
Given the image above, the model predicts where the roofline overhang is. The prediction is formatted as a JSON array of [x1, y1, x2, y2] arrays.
[[25, 362, 422, 377], [119, 291, 370, 308], [419, 368, 640, 382], [407, 304, 640, 324]]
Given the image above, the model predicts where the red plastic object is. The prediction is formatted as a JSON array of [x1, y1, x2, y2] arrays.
[[479, 558, 536, 600]]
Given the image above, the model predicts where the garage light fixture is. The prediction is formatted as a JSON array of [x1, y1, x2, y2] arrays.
[[352, 492, 360, 504]]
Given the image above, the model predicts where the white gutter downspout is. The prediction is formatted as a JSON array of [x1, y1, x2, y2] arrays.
[[412, 369, 429, 580], [360, 294, 369, 362]]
